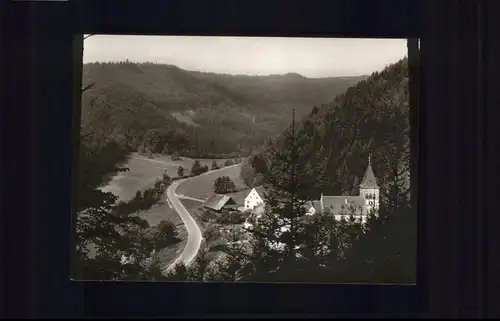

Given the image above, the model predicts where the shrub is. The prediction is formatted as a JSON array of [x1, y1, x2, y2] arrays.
[[151, 220, 180, 250], [215, 211, 246, 225], [191, 160, 203, 176], [201, 209, 217, 222], [213, 176, 237, 194], [177, 165, 185, 177]]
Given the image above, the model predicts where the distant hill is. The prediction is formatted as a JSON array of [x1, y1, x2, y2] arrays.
[[241, 57, 410, 199], [81, 61, 366, 159]]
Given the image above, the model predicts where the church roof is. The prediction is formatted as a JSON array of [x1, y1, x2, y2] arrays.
[[322, 196, 366, 215], [302, 200, 321, 211], [360, 161, 379, 189]]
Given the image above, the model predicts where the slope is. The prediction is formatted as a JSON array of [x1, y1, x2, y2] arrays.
[[80, 61, 367, 159], [241, 57, 411, 201]]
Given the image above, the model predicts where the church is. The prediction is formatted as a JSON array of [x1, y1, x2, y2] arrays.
[[243, 155, 380, 223], [306, 155, 380, 222]]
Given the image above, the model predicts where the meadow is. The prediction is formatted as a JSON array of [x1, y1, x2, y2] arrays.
[[175, 163, 246, 200], [99, 153, 232, 202]]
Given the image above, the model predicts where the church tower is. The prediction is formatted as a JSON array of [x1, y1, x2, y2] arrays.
[[359, 154, 380, 214]]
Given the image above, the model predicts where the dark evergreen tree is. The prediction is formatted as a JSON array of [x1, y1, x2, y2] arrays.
[[243, 109, 325, 281], [191, 160, 202, 176], [210, 225, 249, 282], [177, 165, 185, 177]]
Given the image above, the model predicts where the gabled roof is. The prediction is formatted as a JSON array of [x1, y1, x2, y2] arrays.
[[322, 196, 366, 215], [226, 189, 250, 206], [253, 186, 267, 201], [360, 161, 379, 189], [311, 200, 322, 210], [204, 194, 236, 211], [302, 200, 321, 211]]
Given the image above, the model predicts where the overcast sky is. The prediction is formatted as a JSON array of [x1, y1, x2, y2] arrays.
[[83, 35, 408, 78]]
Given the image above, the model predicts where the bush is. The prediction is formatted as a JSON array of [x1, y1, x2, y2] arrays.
[[151, 220, 180, 250], [212, 161, 220, 170], [191, 160, 202, 176], [177, 165, 185, 177], [215, 211, 247, 225], [201, 209, 218, 222], [224, 159, 233, 167]]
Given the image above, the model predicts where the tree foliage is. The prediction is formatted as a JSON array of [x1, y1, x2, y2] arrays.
[[166, 58, 415, 284], [81, 62, 366, 159], [78, 57, 414, 283], [177, 165, 185, 177], [213, 176, 237, 194], [191, 160, 209, 176], [241, 58, 410, 202]]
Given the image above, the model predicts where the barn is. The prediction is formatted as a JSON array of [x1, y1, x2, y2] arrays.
[[203, 194, 238, 212]]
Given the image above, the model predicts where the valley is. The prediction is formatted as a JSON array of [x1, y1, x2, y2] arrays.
[[75, 36, 414, 283]]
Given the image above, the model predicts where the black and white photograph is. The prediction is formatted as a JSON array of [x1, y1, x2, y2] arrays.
[[74, 35, 415, 283]]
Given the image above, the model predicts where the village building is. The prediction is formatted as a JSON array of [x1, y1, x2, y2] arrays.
[[203, 194, 238, 212], [243, 186, 266, 211], [311, 155, 380, 222]]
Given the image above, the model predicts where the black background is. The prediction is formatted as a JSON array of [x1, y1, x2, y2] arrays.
[[3, 0, 499, 318]]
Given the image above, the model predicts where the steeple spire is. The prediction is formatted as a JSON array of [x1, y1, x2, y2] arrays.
[[360, 153, 379, 189]]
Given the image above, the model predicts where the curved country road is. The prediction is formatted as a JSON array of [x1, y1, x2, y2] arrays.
[[165, 163, 241, 272], [165, 178, 203, 271]]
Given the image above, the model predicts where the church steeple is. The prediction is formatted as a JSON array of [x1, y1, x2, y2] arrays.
[[360, 153, 379, 189], [359, 153, 380, 215]]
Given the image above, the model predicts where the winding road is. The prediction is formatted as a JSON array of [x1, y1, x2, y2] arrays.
[[165, 163, 241, 272], [165, 178, 204, 271]]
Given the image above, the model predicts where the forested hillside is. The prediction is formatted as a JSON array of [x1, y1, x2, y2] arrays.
[[241, 58, 411, 204], [163, 57, 416, 283], [76, 55, 416, 283], [81, 61, 366, 159]]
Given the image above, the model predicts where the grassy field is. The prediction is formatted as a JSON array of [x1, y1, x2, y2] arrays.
[[95, 153, 243, 270], [99, 153, 233, 202], [176, 163, 246, 200], [180, 199, 208, 230]]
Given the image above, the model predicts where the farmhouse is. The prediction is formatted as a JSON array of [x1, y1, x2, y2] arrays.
[[204, 194, 238, 212], [244, 186, 266, 211], [243, 155, 380, 222]]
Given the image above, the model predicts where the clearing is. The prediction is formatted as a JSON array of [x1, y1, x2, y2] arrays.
[[99, 153, 234, 202], [175, 163, 246, 200]]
